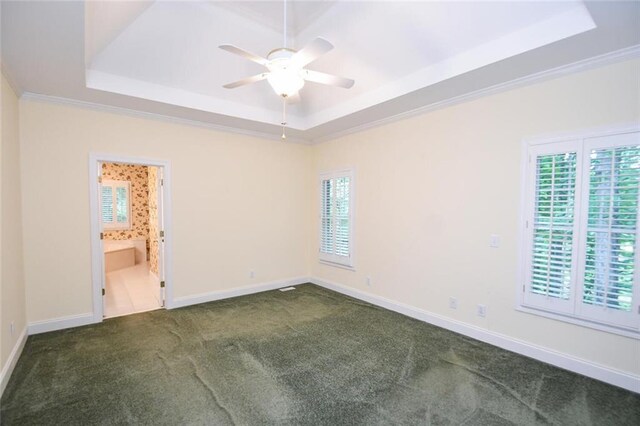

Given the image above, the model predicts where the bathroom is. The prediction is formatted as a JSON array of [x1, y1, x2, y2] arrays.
[[101, 162, 163, 317]]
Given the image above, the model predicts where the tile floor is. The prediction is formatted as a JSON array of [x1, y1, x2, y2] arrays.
[[104, 262, 162, 318]]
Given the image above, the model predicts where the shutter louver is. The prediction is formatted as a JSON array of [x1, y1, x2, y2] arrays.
[[102, 186, 113, 223], [335, 177, 350, 257], [583, 145, 640, 312], [321, 179, 333, 254], [530, 153, 577, 300]]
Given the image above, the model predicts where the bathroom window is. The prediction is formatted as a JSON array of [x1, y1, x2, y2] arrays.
[[101, 180, 131, 230]]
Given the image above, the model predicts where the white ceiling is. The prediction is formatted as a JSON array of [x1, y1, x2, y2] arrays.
[[2, 1, 640, 142]]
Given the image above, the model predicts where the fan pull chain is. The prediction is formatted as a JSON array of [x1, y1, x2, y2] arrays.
[[281, 96, 287, 140]]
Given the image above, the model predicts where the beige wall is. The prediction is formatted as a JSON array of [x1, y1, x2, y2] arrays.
[[1, 74, 26, 370], [13, 58, 640, 378], [311, 59, 640, 374], [20, 101, 312, 322]]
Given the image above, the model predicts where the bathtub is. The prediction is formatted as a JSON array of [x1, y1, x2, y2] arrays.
[[104, 238, 146, 273]]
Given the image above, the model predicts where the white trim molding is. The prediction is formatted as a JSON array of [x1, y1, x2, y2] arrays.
[[311, 277, 640, 394], [170, 276, 311, 309], [19, 92, 310, 145], [15, 46, 639, 146], [0, 327, 28, 398], [311, 45, 640, 144], [28, 313, 96, 335]]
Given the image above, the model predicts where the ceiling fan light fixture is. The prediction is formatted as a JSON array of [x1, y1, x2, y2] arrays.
[[267, 67, 305, 97]]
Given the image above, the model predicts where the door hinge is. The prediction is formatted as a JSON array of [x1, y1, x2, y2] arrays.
[[160, 178, 164, 186], [98, 176, 102, 183], [100, 232, 104, 240], [160, 230, 165, 238], [160, 281, 165, 288], [102, 288, 105, 296]]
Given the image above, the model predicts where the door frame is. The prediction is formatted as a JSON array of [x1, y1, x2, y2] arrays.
[[89, 153, 174, 323]]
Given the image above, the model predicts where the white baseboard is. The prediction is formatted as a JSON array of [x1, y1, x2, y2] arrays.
[[0, 327, 28, 398], [311, 277, 640, 394], [28, 313, 96, 335], [169, 276, 311, 309]]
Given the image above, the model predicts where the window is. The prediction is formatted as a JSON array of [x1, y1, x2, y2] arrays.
[[101, 180, 131, 230], [320, 170, 354, 268], [521, 130, 640, 334]]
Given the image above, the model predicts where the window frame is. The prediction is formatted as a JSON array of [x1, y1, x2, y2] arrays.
[[518, 126, 640, 339], [319, 169, 355, 269], [101, 179, 132, 231]]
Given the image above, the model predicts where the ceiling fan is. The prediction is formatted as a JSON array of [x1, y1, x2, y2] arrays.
[[219, 37, 355, 99], [218, 0, 354, 139]]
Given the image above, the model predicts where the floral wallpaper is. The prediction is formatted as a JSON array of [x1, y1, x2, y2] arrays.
[[102, 163, 150, 259], [148, 166, 159, 275]]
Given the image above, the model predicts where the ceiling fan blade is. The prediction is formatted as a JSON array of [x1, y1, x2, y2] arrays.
[[222, 73, 268, 89], [302, 70, 354, 89], [290, 37, 333, 68], [219, 45, 269, 66]]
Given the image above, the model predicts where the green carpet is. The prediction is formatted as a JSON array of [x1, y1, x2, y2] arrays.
[[1, 284, 638, 425]]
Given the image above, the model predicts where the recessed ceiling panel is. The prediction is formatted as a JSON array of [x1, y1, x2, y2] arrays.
[[86, 1, 595, 130]]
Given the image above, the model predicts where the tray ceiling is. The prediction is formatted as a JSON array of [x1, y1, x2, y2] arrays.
[[2, 1, 640, 142]]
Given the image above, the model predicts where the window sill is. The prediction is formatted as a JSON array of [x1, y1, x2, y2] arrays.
[[103, 225, 132, 232], [319, 260, 355, 271], [516, 305, 640, 340]]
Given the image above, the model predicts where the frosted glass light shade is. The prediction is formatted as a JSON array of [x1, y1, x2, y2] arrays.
[[267, 68, 305, 97]]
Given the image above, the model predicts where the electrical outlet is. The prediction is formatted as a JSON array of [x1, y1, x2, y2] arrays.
[[10, 321, 15, 336], [449, 297, 458, 309], [249, 271, 255, 279], [366, 276, 371, 287], [477, 304, 487, 317], [489, 234, 500, 248]]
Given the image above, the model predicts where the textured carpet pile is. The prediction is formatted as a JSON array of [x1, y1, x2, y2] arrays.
[[1, 284, 638, 425]]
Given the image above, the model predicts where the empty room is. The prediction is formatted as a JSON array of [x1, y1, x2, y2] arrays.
[[1, 0, 639, 424]]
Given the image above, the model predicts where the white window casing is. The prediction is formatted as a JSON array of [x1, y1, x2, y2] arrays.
[[319, 169, 354, 268], [520, 128, 640, 337]]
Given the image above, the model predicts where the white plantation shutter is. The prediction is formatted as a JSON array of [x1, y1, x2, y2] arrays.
[[334, 177, 351, 257], [577, 134, 640, 328], [523, 141, 580, 314], [101, 180, 131, 230], [101, 186, 114, 223], [116, 187, 128, 223], [321, 179, 333, 254], [522, 130, 640, 333], [320, 171, 353, 267]]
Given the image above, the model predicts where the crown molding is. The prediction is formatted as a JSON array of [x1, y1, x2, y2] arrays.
[[15, 44, 640, 145], [19, 92, 312, 145], [310, 44, 640, 144], [1, 63, 24, 97]]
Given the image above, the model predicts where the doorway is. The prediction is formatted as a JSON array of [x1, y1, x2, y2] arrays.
[[89, 154, 172, 321]]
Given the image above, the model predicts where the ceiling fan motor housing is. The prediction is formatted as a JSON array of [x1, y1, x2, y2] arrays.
[[266, 47, 305, 97]]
